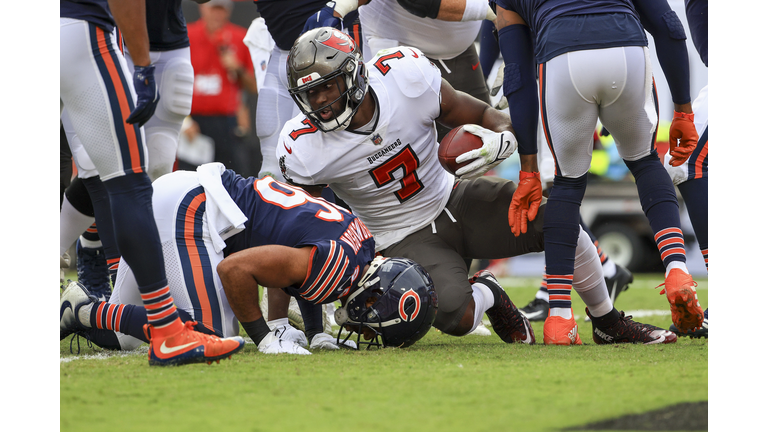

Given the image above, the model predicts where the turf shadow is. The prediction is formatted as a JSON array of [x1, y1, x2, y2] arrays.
[[562, 401, 707, 431]]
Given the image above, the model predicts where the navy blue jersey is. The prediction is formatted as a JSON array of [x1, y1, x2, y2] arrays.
[[685, 0, 707, 66], [61, 0, 115, 32], [493, 0, 647, 63], [253, 0, 327, 50], [221, 171, 376, 304], [147, 0, 189, 51]]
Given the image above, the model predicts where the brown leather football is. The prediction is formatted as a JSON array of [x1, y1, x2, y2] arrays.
[[438, 126, 483, 175]]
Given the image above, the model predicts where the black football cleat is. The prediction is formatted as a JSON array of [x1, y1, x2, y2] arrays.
[[470, 270, 534, 344]]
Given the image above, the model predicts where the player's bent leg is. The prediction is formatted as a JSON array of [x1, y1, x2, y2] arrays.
[[381, 223, 474, 337]]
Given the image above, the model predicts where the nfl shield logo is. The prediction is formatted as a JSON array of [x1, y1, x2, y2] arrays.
[[371, 133, 383, 145]]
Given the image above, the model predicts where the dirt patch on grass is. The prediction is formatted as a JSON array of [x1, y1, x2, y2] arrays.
[[563, 401, 707, 431]]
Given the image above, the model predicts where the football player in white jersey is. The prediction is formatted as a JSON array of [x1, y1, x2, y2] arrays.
[[276, 27, 677, 345]]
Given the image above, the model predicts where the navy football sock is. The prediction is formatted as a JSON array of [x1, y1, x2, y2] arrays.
[[543, 174, 588, 310], [101, 173, 166, 288]]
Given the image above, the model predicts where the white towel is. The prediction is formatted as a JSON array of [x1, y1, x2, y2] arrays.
[[243, 17, 275, 91], [196, 163, 248, 253]]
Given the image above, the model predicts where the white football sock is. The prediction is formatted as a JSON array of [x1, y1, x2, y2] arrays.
[[464, 282, 495, 335], [602, 259, 617, 278], [665, 261, 689, 277]]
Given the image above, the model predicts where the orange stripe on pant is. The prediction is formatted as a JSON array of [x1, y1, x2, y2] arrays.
[[95, 27, 143, 174], [694, 141, 708, 179], [183, 194, 215, 333]]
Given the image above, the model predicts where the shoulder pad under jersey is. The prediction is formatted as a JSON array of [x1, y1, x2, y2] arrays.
[[369, 46, 442, 99]]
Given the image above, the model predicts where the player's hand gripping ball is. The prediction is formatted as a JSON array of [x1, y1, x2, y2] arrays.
[[438, 126, 484, 176]]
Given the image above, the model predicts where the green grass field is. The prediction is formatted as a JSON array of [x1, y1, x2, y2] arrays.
[[60, 274, 707, 432]]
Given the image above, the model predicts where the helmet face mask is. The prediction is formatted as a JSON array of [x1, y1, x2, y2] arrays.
[[287, 27, 368, 132], [334, 256, 439, 349]]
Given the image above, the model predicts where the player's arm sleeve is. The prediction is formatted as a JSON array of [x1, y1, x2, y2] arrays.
[[497, 24, 538, 156], [633, 0, 691, 105]]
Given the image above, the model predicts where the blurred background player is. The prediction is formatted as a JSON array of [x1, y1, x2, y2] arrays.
[[492, 0, 703, 344], [279, 28, 677, 346], [60, 0, 244, 366], [187, 0, 259, 176]]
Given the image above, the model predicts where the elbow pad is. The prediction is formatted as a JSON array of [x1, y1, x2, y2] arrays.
[[396, 0, 442, 19], [661, 10, 686, 40]]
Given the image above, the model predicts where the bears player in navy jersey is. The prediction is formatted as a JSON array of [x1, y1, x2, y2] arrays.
[[60, 0, 199, 302], [492, 0, 704, 343], [664, 0, 707, 338], [278, 28, 677, 346], [60, 163, 438, 356], [60, 0, 245, 366]]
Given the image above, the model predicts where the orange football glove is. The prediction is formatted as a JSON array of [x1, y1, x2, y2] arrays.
[[668, 111, 698, 167], [508, 171, 542, 236]]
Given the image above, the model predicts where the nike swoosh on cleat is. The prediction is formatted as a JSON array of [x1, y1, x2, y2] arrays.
[[159, 341, 199, 355], [522, 310, 545, 320]]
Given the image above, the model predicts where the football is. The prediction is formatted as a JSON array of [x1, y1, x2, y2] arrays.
[[438, 125, 483, 175]]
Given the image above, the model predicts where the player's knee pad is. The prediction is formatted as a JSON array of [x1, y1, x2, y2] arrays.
[[156, 57, 194, 123], [64, 176, 95, 217], [255, 85, 282, 140], [66, 128, 100, 180], [144, 125, 181, 181]]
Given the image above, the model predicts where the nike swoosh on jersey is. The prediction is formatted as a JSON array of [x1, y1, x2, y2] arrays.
[[284, 142, 293, 154], [159, 340, 199, 355], [471, 62, 480, 70]]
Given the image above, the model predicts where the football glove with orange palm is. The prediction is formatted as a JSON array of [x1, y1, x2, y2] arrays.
[[668, 111, 698, 166], [508, 171, 542, 236]]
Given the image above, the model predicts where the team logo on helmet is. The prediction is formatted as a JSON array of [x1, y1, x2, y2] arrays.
[[320, 29, 356, 53], [398, 289, 421, 322]]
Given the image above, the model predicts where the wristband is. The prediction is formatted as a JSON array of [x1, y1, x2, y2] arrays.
[[462, 0, 491, 22], [519, 171, 540, 180], [332, 0, 358, 18], [673, 111, 694, 121]]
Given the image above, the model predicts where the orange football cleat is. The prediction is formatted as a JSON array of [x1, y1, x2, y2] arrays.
[[658, 269, 704, 334], [144, 320, 245, 367], [543, 312, 583, 345]]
